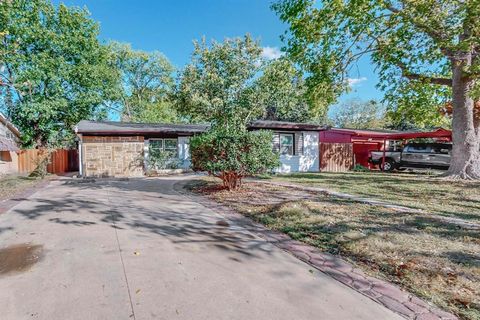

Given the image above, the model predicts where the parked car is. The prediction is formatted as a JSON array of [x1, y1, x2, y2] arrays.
[[369, 142, 452, 171]]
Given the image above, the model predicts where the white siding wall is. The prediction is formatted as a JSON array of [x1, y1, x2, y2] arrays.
[[144, 132, 318, 174], [177, 136, 191, 169], [276, 131, 319, 173]]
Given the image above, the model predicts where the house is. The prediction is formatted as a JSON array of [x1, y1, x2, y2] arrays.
[[0, 113, 21, 175], [75, 120, 326, 177], [75, 120, 208, 177], [76, 120, 454, 177]]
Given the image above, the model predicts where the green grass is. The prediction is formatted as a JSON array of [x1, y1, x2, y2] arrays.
[[270, 171, 480, 223], [0, 174, 44, 201], [188, 178, 480, 320]]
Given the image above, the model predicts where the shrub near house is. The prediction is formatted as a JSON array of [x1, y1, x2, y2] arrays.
[[190, 128, 280, 190]]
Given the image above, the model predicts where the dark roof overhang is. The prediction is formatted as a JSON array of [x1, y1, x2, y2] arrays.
[[76, 120, 209, 136], [248, 120, 327, 131]]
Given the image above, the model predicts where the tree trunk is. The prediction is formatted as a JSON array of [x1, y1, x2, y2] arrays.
[[446, 60, 480, 179]]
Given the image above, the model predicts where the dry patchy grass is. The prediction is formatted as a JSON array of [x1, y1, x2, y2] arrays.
[[271, 171, 480, 223], [187, 178, 480, 320], [0, 174, 45, 201]]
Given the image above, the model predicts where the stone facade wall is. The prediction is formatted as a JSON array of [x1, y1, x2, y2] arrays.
[[82, 136, 145, 177]]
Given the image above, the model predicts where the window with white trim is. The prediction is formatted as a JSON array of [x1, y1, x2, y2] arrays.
[[280, 133, 294, 156], [164, 139, 178, 156], [149, 138, 178, 156], [149, 139, 163, 151]]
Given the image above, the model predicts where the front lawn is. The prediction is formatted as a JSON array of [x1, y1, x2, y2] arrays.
[[270, 171, 480, 223], [0, 174, 46, 201], [187, 178, 480, 320]]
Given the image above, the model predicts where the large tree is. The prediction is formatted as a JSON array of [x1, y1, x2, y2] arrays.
[[109, 42, 176, 123], [332, 99, 387, 129], [274, 0, 480, 179], [0, 0, 120, 147], [256, 57, 313, 122], [176, 35, 280, 189], [174, 35, 265, 128]]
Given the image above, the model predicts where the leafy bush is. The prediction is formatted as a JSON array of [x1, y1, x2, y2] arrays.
[[148, 148, 180, 170], [190, 128, 280, 190]]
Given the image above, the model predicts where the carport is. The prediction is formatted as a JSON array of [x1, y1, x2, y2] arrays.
[[352, 128, 453, 169], [319, 127, 452, 169]]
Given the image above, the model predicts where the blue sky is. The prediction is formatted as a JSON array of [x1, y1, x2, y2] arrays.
[[54, 0, 383, 115]]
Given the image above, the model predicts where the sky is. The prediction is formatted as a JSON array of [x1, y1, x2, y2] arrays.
[[53, 0, 383, 116]]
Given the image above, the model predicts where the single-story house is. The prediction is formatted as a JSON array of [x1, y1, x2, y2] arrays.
[[0, 113, 21, 175], [76, 120, 454, 177], [75, 120, 326, 177]]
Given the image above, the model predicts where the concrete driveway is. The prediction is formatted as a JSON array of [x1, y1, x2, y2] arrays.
[[0, 176, 403, 320]]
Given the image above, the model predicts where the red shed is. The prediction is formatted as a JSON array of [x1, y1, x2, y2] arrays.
[[319, 128, 452, 168]]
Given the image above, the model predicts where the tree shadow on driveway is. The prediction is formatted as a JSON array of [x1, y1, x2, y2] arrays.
[[6, 177, 275, 260]]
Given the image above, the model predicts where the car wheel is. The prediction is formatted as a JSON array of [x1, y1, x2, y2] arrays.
[[381, 159, 395, 172]]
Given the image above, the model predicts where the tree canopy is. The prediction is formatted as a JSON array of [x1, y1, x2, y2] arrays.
[[256, 57, 313, 122], [332, 99, 386, 129], [0, 0, 120, 147], [178, 35, 282, 189], [274, 0, 480, 179], [109, 42, 177, 123], [175, 35, 318, 127], [174, 35, 264, 128]]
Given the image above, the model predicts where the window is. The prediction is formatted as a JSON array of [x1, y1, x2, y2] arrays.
[[148, 138, 180, 170], [149, 138, 177, 156], [0, 151, 12, 162], [280, 133, 294, 156], [149, 139, 163, 151], [164, 139, 178, 156], [387, 140, 403, 152]]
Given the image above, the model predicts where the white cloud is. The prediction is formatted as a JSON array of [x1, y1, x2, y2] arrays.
[[261, 46, 284, 60], [347, 77, 367, 86]]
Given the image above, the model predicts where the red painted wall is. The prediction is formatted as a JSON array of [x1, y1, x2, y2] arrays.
[[320, 130, 384, 168], [352, 143, 382, 167], [319, 131, 352, 143]]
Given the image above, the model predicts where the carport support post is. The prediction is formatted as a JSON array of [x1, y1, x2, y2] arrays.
[[382, 138, 386, 171]]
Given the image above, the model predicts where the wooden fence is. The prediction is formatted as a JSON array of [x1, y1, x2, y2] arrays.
[[17, 149, 78, 175], [320, 143, 354, 172]]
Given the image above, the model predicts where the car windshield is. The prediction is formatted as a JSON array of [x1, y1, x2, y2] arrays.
[[406, 144, 431, 153], [406, 143, 452, 154]]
